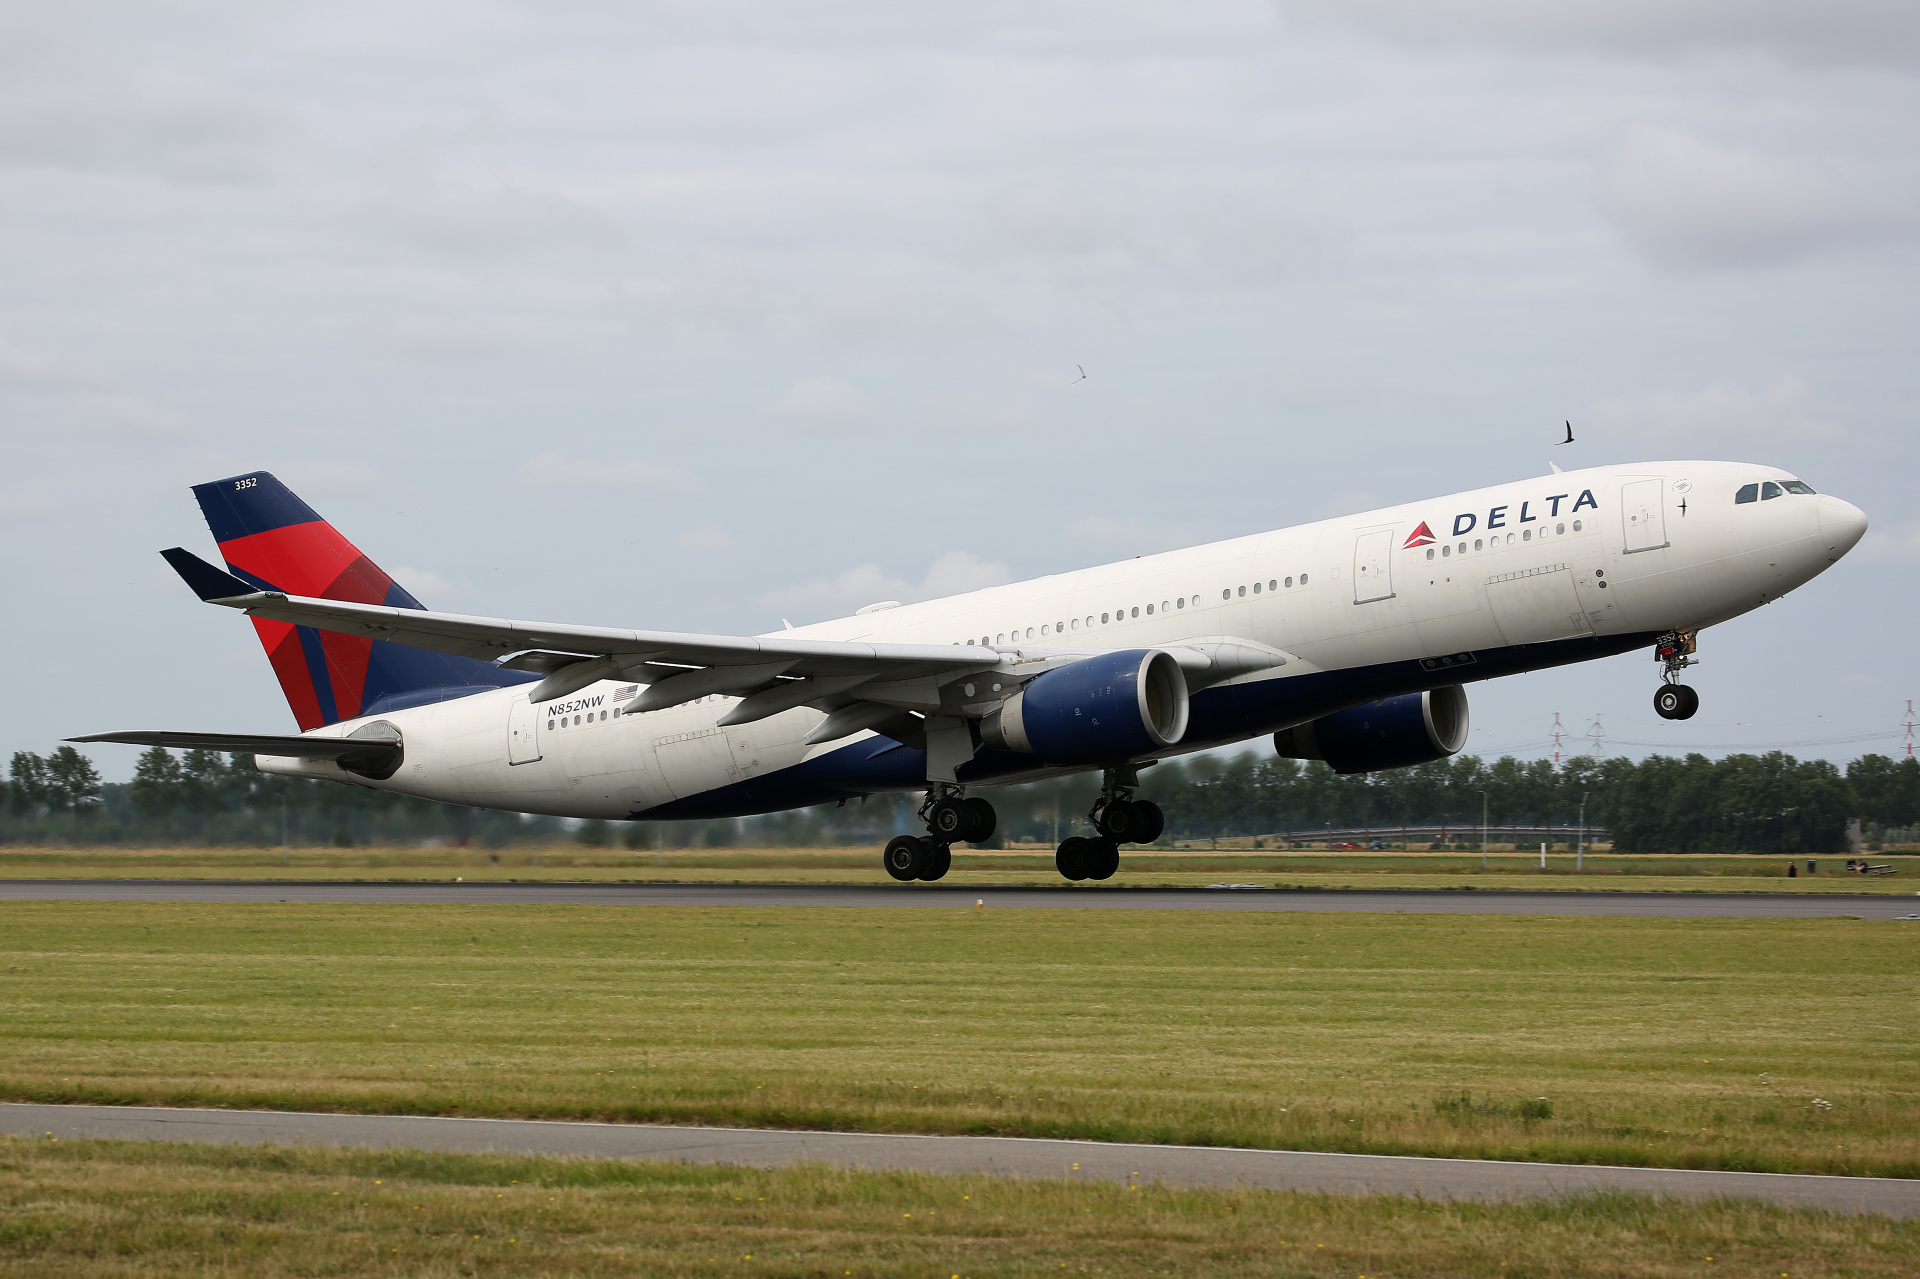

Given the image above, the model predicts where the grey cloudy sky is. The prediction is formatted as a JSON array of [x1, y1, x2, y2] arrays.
[[4, 1, 1917, 780]]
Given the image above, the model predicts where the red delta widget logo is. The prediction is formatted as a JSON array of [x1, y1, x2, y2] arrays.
[[1405, 490, 1599, 551]]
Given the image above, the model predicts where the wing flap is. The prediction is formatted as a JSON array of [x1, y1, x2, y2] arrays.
[[68, 730, 397, 760]]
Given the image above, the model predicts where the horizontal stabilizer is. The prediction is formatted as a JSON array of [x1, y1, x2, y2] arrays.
[[67, 730, 397, 760], [160, 547, 258, 602]]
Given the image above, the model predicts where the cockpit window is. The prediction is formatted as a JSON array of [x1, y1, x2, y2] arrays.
[[1761, 481, 1783, 500], [1781, 479, 1817, 495], [1735, 483, 1759, 504]]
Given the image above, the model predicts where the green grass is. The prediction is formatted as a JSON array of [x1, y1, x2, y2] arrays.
[[2, 1139, 1915, 1278], [4, 844, 1915, 893], [2, 903, 1915, 1179]]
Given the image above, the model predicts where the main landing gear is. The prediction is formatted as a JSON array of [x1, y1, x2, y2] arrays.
[[1653, 629, 1700, 721], [882, 786, 998, 882], [1056, 767, 1166, 883]]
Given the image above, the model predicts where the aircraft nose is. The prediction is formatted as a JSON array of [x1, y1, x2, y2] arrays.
[[1817, 494, 1868, 561]]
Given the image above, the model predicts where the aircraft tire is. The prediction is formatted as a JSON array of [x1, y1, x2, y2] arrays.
[[1055, 836, 1094, 882], [883, 835, 926, 881], [1086, 838, 1120, 881], [1131, 800, 1165, 845], [1654, 685, 1699, 720], [1096, 801, 1139, 841], [962, 796, 997, 844], [928, 798, 970, 842], [917, 842, 952, 881]]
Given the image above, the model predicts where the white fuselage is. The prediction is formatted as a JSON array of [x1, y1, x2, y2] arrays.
[[258, 461, 1865, 820]]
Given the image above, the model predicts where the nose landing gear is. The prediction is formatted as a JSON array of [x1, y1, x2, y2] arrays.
[[1653, 630, 1700, 721]]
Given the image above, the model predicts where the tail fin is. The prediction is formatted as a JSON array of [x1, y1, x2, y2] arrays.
[[191, 471, 531, 729]]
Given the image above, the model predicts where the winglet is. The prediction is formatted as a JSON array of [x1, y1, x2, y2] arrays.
[[160, 547, 258, 602]]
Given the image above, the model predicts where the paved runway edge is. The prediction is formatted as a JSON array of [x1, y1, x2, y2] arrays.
[[1, 879, 1914, 918], [3, 1104, 1914, 1217]]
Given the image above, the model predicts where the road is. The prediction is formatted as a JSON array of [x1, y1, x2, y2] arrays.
[[3, 1104, 1912, 1217], [0, 879, 1914, 917]]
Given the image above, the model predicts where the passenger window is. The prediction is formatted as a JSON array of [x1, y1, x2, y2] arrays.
[[1130, 606, 1139, 618], [1026, 627, 1034, 639], [1284, 576, 1293, 586], [1507, 533, 1515, 544], [1299, 573, 1308, 585], [1268, 580, 1277, 591], [1176, 598, 1185, 609], [1761, 481, 1783, 500], [547, 719, 555, 730], [1523, 529, 1532, 541], [1146, 603, 1154, 615], [1427, 548, 1435, 559], [1252, 581, 1261, 594], [1441, 545, 1450, 557], [1555, 522, 1565, 534], [1100, 614, 1108, 624], [1474, 539, 1483, 551], [1041, 624, 1049, 636], [1782, 479, 1816, 494], [1222, 588, 1231, 600], [1238, 585, 1246, 597], [1571, 520, 1581, 532], [1735, 483, 1759, 504]]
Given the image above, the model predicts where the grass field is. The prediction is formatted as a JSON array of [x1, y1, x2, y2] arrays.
[[4, 844, 1916, 893], [4, 1138, 1916, 1277], [2, 902, 1914, 1180]]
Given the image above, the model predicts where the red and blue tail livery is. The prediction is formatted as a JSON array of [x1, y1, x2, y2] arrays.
[[190, 471, 531, 729]]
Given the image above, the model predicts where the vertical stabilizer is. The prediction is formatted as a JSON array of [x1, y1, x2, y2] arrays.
[[191, 471, 532, 729]]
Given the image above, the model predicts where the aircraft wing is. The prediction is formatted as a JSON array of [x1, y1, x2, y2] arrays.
[[68, 730, 398, 760], [160, 547, 1000, 723]]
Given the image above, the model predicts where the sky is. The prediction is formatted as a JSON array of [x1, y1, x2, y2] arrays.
[[3, 0, 1917, 781]]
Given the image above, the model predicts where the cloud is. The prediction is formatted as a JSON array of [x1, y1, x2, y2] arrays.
[[518, 452, 697, 494], [0, 72, 278, 183], [0, 336, 88, 390], [760, 550, 1012, 621], [377, 180, 620, 258], [1859, 521, 1920, 564], [1067, 514, 1192, 550], [673, 527, 733, 555], [1585, 376, 1844, 449], [1599, 127, 1882, 270], [1278, 1, 1920, 66], [374, 315, 537, 362], [387, 566, 458, 602], [774, 376, 875, 435], [0, 491, 64, 521], [1271, 370, 1368, 412]]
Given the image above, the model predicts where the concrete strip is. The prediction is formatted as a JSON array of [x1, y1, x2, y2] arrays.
[[0, 880, 1912, 918], [2, 1104, 1914, 1217]]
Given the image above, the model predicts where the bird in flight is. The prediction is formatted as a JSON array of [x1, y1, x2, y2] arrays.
[[1071, 364, 1087, 384], [1559, 419, 1574, 445]]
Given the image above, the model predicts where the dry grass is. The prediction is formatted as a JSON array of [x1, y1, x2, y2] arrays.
[[2, 1136, 1915, 1278], [1, 903, 1914, 1178], [3, 845, 1914, 893]]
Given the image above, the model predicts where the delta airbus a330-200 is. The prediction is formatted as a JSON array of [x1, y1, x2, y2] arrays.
[[75, 464, 1866, 882]]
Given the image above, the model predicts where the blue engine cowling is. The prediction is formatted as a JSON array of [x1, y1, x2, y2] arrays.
[[981, 649, 1190, 766], [1272, 686, 1469, 775]]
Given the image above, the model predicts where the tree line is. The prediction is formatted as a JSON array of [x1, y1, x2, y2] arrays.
[[5, 743, 1918, 855]]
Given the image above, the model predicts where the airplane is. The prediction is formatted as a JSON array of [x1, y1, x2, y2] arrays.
[[74, 463, 1867, 882]]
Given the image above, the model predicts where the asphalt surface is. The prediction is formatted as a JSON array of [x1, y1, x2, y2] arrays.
[[4, 1104, 1912, 1217], [0, 879, 1914, 917]]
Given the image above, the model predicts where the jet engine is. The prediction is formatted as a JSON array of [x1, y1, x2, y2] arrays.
[[981, 649, 1189, 765], [1272, 685, 1468, 775]]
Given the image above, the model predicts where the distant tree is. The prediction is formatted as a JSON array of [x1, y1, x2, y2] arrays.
[[44, 746, 103, 830], [9, 751, 50, 818], [131, 747, 186, 824], [1848, 754, 1920, 830]]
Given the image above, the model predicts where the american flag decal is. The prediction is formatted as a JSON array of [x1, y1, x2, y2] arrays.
[[613, 685, 639, 701]]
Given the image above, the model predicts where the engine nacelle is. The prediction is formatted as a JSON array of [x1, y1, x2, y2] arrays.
[[1272, 685, 1468, 775], [981, 649, 1190, 765]]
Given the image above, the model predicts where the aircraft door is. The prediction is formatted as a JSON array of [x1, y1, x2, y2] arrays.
[[1621, 479, 1669, 553], [1352, 529, 1395, 604], [506, 697, 542, 765], [652, 727, 739, 800]]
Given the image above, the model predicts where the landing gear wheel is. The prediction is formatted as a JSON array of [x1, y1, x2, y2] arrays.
[[1055, 836, 1095, 882], [916, 842, 951, 881], [883, 835, 926, 881], [927, 797, 971, 842], [1131, 800, 1165, 845], [1654, 684, 1699, 721], [962, 796, 997, 844], [1097, 800, 1141, 842], [1085, 838, 1120, 881]]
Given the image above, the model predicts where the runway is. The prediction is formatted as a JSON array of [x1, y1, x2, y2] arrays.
[[3, 1104, 1912, 1217], [0, 879, 1913, 917]]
